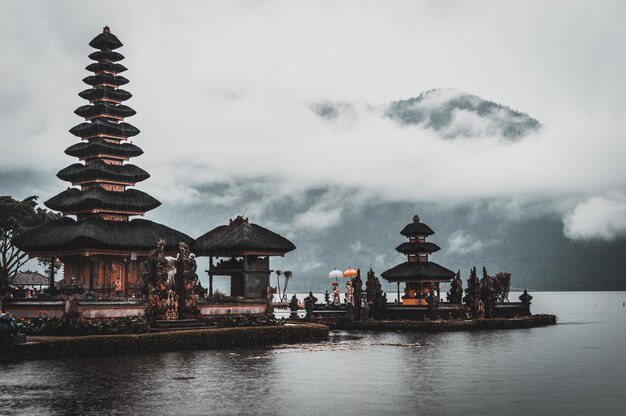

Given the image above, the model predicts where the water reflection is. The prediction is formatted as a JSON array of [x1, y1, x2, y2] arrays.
[[1, 292, 625, 415]]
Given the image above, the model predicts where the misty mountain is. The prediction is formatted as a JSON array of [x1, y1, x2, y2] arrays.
[[4, 170, 626, 293], [149, 182, 626, 293], [313, 88, 542, 139]]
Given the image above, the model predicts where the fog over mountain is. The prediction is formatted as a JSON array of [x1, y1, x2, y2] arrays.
[[1, 1, 626, 291], [313, 88, 542, 140]]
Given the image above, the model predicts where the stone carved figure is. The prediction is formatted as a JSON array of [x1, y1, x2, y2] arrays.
[[143, 240, 199, 320], [365, 268, 387, 320], [289, 294, 299, 318], [266, 285, 276, 313], [174, 242, 199, 318], [519, 289, 533, 305], [142, 239, 168, 298], [304, 291, 318, 321], [471, 267, 499, 318], [447, 270, 463, 304], [425, 288, 440, 320], [165, 289, 178, 320], [64, 296, 79, 318]]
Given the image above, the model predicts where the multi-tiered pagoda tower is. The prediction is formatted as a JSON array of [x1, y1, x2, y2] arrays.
[[15, 27, 192, 297], [381, 215, 455, 305]]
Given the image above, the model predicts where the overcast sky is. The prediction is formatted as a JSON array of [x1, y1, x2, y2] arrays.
[[1, 0, 625, 241]]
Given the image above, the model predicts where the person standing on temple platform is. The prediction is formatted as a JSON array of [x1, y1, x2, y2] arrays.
[[332, 281, 340, 307], [345, 281, 354, 305]]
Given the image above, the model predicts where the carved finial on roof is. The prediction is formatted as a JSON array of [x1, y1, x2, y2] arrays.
[[413, 214, 420, 223], [103, 26, 110, 33], [229, 215, 249, 226]]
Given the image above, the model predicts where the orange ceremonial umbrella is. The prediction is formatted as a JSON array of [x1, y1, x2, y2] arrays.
[[343, 267, 358, 278]]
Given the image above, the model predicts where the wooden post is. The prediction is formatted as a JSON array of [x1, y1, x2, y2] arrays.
[[242, 254, 248, 298], [89, 257, 96, 292], [49, 256, 55, 291], [397, 282, 400, 303], [123, 257, 130, 298], [208, 256, 213, 297]]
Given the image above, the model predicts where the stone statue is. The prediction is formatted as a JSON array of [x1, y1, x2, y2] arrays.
[[289, 294, 299, 318], [142, 239, 168, 298], [173, 241, 199, 318], [64, 296, 79, 318], [425, 289, 439, 320], [266, 285, 276, 313], [519, 289, 533, 305], [304, 291, 318, 321], [165, 289, 178, 320], [447, 270, 463, 303], [365, 268, 387, 320]]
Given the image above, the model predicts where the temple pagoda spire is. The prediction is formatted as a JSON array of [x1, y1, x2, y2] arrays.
[[14, 28, 192, 297], [45, 26, 159, 221], [381, 214, 455, 305]]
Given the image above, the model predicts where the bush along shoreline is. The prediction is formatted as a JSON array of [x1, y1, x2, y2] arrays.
[[7, 323, 329, 362], [17, 316, 150, 336]]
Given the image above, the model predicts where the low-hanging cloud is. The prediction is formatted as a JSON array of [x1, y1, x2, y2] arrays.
[[447, 230, 490, 255], [563, 192, 626, 241], [1, 0, 625, 247]]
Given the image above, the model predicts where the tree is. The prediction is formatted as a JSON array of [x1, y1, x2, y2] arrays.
[[0, 196, 59, 294]]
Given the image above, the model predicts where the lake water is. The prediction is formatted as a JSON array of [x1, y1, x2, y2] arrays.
[[1, 292, 625, 416]]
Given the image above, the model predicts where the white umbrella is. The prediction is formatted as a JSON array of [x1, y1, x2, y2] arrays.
[[328, 269, 343, 281]]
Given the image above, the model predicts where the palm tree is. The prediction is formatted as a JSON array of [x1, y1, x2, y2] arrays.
[[282, 271, 293, 302], [275, 270, 282, 301]]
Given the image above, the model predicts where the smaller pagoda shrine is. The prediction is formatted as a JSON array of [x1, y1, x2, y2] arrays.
[[192, 216, 295, 302], [381, 215, 455, 305]]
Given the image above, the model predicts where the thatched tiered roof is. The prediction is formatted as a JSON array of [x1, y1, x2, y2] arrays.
[[14, 217, 192, 256], [15, 27, 189, 257], [382, 214, 454, 283], [45, 187, 160, 213], [193, 216, 295, 257], [381, 262, 455, 283], [400, 215, 434, 237]]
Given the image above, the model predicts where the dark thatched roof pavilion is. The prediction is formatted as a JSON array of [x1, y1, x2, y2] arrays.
[[192, 216, 295, 300], [192, 216, 295, 257]]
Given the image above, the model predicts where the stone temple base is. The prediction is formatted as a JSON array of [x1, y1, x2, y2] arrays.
[[3, 299, 269, 319]]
